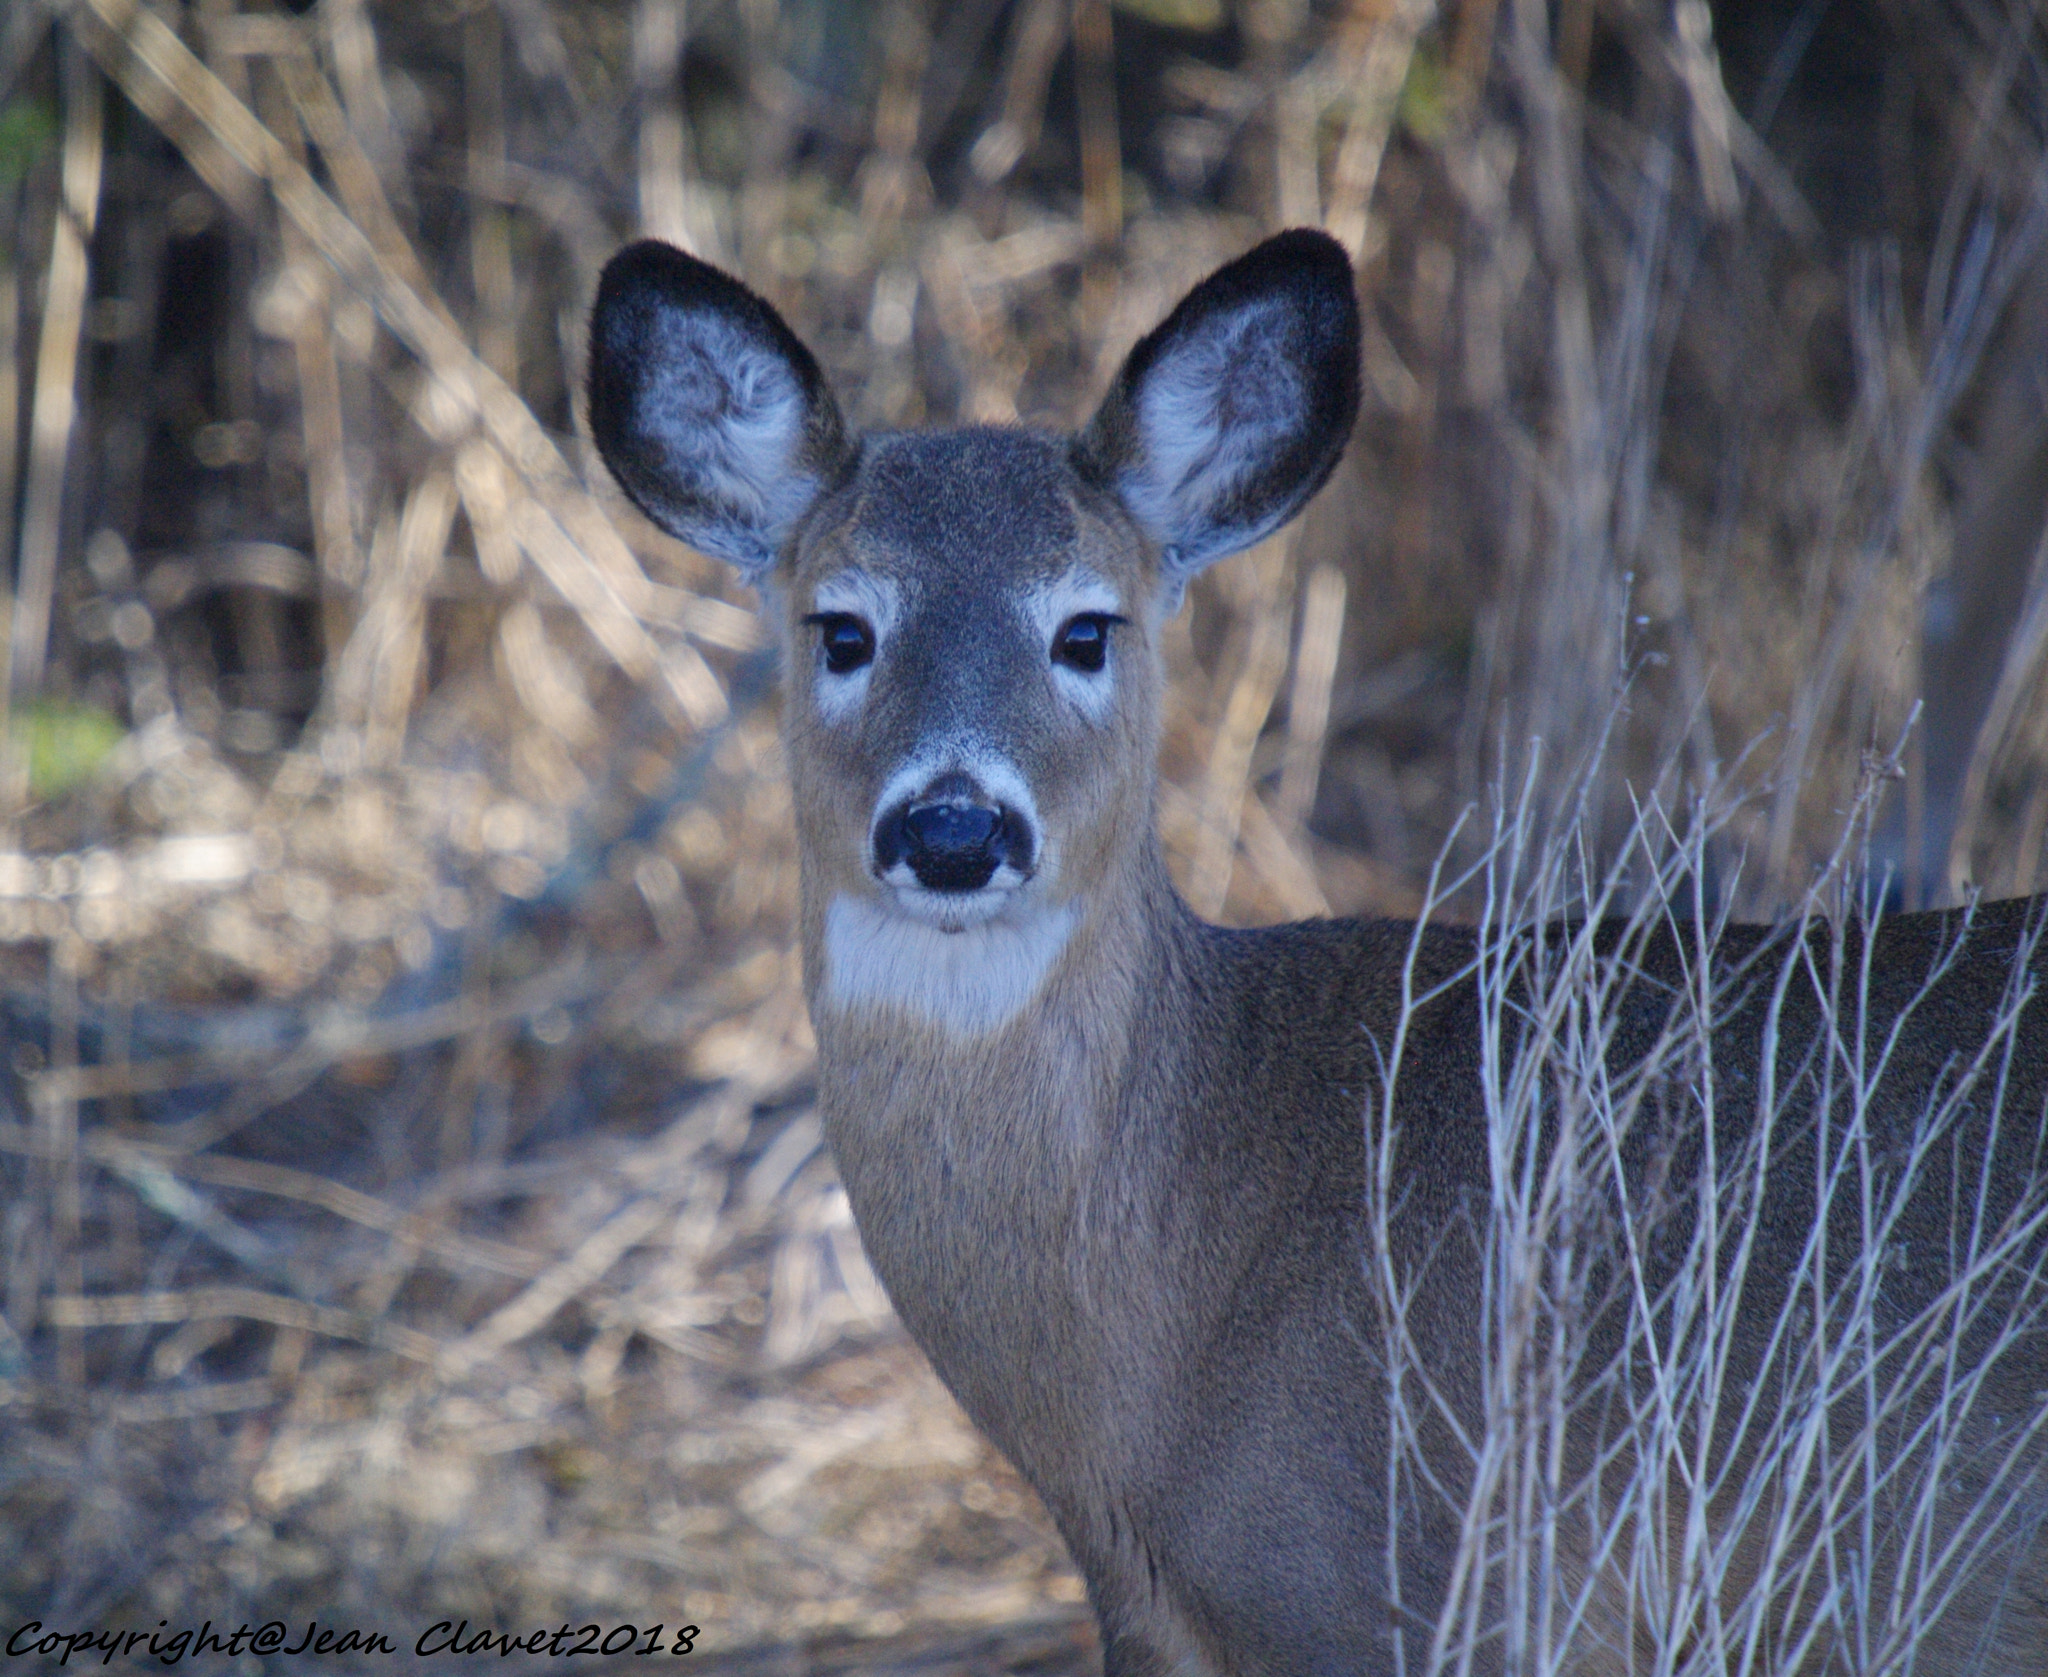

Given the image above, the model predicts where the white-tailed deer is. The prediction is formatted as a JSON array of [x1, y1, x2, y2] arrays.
[[589, 233, 2048, 1675]]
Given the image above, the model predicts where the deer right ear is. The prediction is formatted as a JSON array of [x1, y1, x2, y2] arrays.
[[1075, 229, 1359, 580], [589, 241, 849, 577]]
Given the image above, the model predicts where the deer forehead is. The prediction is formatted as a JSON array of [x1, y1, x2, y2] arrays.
[[792, 428, 1148, 616]]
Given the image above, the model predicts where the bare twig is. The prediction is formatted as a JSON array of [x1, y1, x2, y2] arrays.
[[1072, 0, 1120, 255], [65, 0, 726, 730], [0, 266, 17, 629], [319, 0, 409, 214], [328, 467, 458, 765], [968, 0, 1065, 186], [466, 3, 519, 383], [250, 57, 361, 620], [1322, 0, 1435, 262], [45, 1285, 441, 1361], [438, 1193, 676, 1378], [8, 32, 101, 715], [633, 0, 690, 249], [1941, 515, 2048, 892], [1277, 562, 1347, 835], [40, 943, 81, 1380], [1190, 530, 1296, 918], [11, 957, 605, 1130], [0, 1, 54, 110]]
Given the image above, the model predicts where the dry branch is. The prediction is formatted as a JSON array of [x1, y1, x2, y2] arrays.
[[9, 34, 101, 715], [44, 1284, 442, 1361], [64, 0, 726, 729]]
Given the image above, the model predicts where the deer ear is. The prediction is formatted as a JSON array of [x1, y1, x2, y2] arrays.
[[589, 241, 849, 576], [1076, 229, 1359, 579]]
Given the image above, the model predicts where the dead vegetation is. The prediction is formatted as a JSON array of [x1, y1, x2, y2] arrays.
[[1, 0, 2047, 1669]]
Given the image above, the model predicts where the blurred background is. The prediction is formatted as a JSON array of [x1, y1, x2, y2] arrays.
[[3, 0, 2048, 1666]]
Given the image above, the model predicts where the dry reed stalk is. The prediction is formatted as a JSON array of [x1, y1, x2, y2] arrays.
[[2010, 688, 2048, 893], [346, 467, 458, 765], [9, 956, 601, 1150], [440, 1081, 762, 1376], [735, 0, 790, 281], [1764, 196, 2048, 899], [40, 940, 82, 1381], [44, 1283, 442, 1361], [1273, 69, 1322, 227], [272, 43, 441, 322], [1233, 785, 1329, 918], [250, 57, 360, 627], [633, 0, 690, 249], [433, 963, 514, 1174], [970, 0, 1066, 187], [918, 231, 1007, 420], [9, 34, 101, 716], [1073, 0, 1121, 254], [153, 1315, 254, 1381], [0, 5, 51, 106], [1941, 518, 2048, 894], [142, 1148, 545, 1280], [319, 0, 407, 212], [1553, 0, 1592, 90], [1322, 0, 1435, 262], [0, 267, 17, 601], [439, 1193, 677, 1377], [1505, 0, 1610, 782], [66, 0, 727, 731], [1447, 0, 1501, 114], [97, 1377, 281, 1423], [1392, 238, 1452, 608], [1919, 244, 2048, 902], [862, 1, 929, 228], [1671, 0, 1739, 219], [456, 434, 522, 587], [1277, 560, 1347, 834], [1189, 528, 1297, 918], [197, 0, 256, 124], [466, 4, 519, 384], [496, 596, 601, 747]]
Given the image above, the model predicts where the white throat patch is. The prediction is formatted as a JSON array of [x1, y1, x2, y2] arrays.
[[822, 894, 1078, 1037]]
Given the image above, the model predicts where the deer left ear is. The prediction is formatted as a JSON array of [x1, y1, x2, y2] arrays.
[[588, 240, 849, 577], [1075, 228, 1359, 579]]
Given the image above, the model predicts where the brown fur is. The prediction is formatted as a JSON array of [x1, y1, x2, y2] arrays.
[[588, 234, 2048, 1676]]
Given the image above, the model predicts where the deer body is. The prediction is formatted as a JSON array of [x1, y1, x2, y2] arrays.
[[589, 234, 2048, 1675], [816, 854, 1451, 1669]]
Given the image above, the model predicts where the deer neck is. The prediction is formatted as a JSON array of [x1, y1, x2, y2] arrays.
[[801, 830, 1184, 1166], [798, 833, 1198, 1480]]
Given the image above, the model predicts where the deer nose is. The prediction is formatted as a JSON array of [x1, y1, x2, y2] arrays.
[[873, 776, 1035, 893]]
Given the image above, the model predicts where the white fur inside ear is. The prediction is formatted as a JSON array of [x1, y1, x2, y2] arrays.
[[1122, 293, 1302, 572], [823, 894, 1077, 1036], [647, 307, 819, 569]]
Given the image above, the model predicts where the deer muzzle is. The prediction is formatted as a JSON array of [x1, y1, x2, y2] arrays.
[[872, 773, 1036, 896]]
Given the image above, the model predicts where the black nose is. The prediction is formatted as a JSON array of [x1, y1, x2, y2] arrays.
[[873, 779, 1034, 893]]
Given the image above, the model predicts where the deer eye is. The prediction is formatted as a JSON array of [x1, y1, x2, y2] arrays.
[[1052, 613, 1124, 674], [804, 612, 875, 675]]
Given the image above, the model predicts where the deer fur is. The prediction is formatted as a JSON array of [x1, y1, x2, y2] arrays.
[[590, 232, 2048, 1676]]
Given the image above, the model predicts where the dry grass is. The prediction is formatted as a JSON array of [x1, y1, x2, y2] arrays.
[[2, 0, 2047, 1667], [1372, 744, 2048, 1673]]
